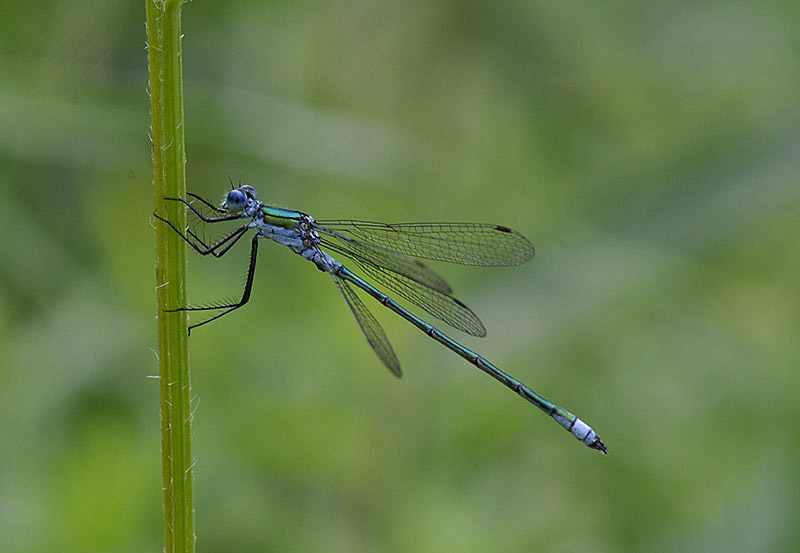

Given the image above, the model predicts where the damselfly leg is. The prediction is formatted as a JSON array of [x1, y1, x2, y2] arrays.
[[155, 194, 259, 332]]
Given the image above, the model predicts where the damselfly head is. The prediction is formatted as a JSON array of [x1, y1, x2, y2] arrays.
[[240, 184, 258, 200], [222, 185, 258, 212]]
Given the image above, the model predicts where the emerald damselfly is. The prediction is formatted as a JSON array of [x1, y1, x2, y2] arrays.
[[154, 185, 607, 453]]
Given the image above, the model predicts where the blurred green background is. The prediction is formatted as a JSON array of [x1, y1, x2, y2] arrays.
[[2, 1, 799, 552]]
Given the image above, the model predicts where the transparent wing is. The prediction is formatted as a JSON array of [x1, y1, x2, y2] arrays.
[[322, 239, 486, 337], [317, 225, 453, 294], [314, 220, 535, 266], [330, 271, 402, 378]]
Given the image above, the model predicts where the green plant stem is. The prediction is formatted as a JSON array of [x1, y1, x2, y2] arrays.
[[147, 1, 194, 552]]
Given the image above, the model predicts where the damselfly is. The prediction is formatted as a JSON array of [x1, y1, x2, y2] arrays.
[[154, 185, 607, 453]]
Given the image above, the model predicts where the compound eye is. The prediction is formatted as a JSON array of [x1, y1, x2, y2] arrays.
[[240, 184, 258, 200], [223, 189, 247, 212]]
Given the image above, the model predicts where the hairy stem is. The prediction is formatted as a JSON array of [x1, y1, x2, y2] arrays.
[[147, 1, 194, 551]]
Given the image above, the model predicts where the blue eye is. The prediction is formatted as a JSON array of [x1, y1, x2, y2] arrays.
[[240, 184, 258, 200], [223, 189, 247, 212]]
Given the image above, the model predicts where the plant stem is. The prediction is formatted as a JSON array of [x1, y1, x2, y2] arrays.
[[147, 1, 194, 552]]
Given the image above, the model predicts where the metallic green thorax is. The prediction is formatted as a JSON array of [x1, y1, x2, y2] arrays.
[[260, 206, 303, 229]]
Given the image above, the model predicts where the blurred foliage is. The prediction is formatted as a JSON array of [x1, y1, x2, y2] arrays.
[[1, 1, 799, 552]]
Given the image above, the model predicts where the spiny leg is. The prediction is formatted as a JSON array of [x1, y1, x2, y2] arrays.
[[163, 195, 241, 223], [166, 235, 260, 334], [185, 191, 227, 213], [153, 211, 250, 258], [186, 225, 250, 258]]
